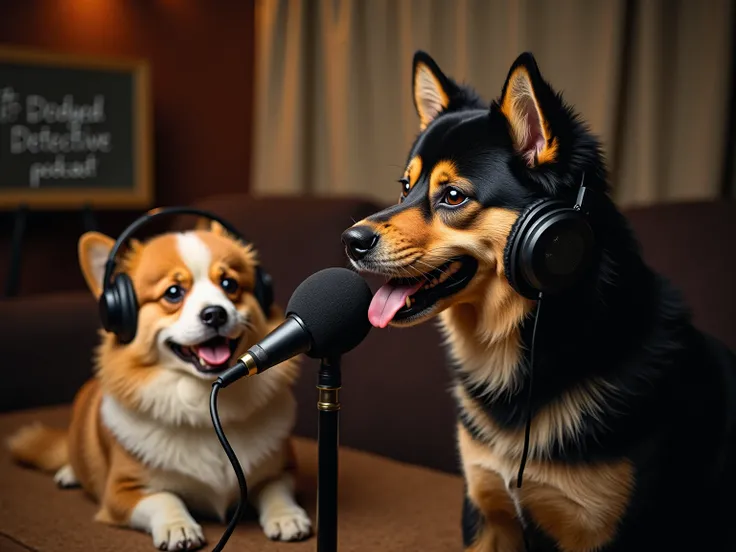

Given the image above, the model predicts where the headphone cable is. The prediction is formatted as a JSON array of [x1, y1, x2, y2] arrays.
[[209, 381, 248, 552], [516, 292, 543, 489]]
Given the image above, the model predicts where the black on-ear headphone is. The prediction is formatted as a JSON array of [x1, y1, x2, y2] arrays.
[[99, 206, 274, 345], [503, 176, 597, 300]]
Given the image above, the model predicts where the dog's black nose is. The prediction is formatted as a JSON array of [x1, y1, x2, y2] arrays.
[[342, 226, 379, 261], [200, 306, 228, 329]]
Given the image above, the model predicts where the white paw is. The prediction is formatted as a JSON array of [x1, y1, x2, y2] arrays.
[[54, 464, 79, 488], [261, 506, 312, 542], [150, 518, 205, 551]]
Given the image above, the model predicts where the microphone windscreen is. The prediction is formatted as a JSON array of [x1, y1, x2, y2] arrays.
[[285, 267, 373, 359]]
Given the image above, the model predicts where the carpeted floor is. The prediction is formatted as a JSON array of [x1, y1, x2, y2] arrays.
[[0, 405, 463, 552]]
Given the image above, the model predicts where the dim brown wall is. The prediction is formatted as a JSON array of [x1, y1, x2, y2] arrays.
[[0, 0, 255, 296]]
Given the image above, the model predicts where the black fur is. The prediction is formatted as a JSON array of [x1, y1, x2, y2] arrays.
[[354, 51, 736, 551]]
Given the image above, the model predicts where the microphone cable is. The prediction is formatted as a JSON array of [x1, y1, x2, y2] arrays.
[[209, 381, 248, 552]]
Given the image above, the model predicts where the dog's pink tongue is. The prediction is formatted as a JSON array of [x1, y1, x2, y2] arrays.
[[368, 281, 422, 328], [194, 343, 231, 366]]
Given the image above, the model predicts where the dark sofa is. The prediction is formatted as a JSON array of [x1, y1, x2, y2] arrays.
[[0, 194, 734, 551]]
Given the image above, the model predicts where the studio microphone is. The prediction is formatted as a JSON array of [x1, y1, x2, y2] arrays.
[[217, 267, 373, 387]]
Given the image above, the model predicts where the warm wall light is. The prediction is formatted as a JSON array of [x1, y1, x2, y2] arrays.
[[45, 0, 131, 46], [65, 0, 125, 26]]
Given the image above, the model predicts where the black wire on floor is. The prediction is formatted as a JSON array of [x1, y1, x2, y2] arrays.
[[209, 381, 248, 552]]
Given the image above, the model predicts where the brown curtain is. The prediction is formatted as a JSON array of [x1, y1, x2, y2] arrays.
[[251, 0, 735, 207]]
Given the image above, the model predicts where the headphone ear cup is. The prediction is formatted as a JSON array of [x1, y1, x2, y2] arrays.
[[99, 283, 121, 334], [522, 211, 594, 295], [100, 274, 138, 345], [254, 267, 274, 317], [503, 198, 550, 297], [116, 274, 139, 345]]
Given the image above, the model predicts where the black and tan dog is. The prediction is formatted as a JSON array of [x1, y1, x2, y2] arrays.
[[341, 51, 736, 551]]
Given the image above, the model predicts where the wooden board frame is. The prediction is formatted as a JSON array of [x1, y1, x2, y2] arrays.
[[0, 45, 153, 210]]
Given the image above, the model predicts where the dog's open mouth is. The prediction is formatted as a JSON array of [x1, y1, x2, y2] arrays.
[[367, 256, 478, 328], [167, 336, 241, 374]]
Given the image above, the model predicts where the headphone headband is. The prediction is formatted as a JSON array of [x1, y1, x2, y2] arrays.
[[102, 206, 248, 289]]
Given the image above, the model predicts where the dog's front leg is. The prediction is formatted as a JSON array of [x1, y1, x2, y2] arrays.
[[463, 463, 525, 552], [458, 425, 525, 552], [252, 473, 312, 542], [127, 492, 205, 551], [95, 446, 205, 551]]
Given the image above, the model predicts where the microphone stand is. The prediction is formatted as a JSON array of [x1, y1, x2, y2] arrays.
[[316, 356, 341, 552]]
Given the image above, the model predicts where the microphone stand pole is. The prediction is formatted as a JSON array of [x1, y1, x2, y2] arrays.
[[316, 355, 341, 552]]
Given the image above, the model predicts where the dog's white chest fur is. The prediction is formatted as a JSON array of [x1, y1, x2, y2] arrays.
[[100, 383, 296, 519]]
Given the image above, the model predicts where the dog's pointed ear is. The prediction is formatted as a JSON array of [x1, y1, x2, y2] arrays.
[[78, 231, 116, 298], [207, 219, 240, 243], [208, 220, 227, 235], [413, 51, 458, 130], [499, 52, 558, 167]]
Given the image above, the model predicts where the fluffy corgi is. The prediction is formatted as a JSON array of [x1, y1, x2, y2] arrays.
[[8, 221, 312, 550], [342, 51, 736, 551]]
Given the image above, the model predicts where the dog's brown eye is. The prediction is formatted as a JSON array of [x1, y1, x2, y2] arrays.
[[163, 285, 184, 303], [221, 277, 239, 294], [443, 187, 467, 207], [399, 177, 411, 199]]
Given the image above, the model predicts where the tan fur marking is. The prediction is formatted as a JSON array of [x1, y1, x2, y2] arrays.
[[429, 159, 458, 191], [459, 425, 633, 552], [464, 458, 524, 552], [390, 207, 428, 237], [428, 159, 474, 202], [444, 318, 523, 397], [402, 155, 423, 196], [500, 67, 558, 167], [436, 207, 532, 348], [537, 139, 558, 165], [454, 379, 614, 460], [369, 207, 429, 269]]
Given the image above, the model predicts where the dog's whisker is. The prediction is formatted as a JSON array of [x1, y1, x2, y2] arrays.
[[419, 254, 456, 267], [410, 265, 433, 283], [398, 264, 427, 284], [414, 259, 450, 277]]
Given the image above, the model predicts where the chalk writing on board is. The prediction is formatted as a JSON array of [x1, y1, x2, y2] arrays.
[[0, 86, 113, 188]]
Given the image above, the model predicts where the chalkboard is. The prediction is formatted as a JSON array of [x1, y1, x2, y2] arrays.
[[0, 47, 152, 209]]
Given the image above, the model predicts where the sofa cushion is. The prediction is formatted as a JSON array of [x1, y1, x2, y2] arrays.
[[0, 291, 100, 414], [0, 405, 463, 551], [625, 200, 736, 350]]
